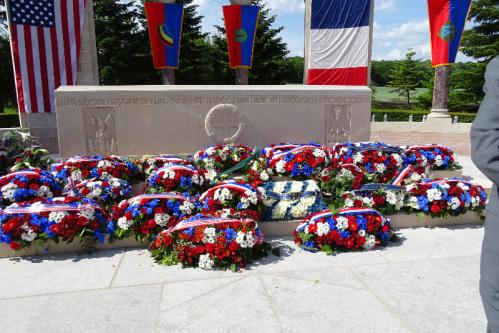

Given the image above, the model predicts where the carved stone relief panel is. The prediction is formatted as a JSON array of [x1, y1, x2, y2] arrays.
[[83, 107, 118, 155], [325, 104, 352, 145], [205, 104, 245, 144]]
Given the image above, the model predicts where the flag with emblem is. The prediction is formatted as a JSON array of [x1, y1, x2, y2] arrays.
[[223, 5, 259, 69], [428, 0, 472, 67], [8, 0, 87, 113], [145, 2, 184, 69]]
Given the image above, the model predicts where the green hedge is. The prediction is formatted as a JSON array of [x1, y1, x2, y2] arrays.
[[0, 113, 20, 128], [371, 109, 476, 123]]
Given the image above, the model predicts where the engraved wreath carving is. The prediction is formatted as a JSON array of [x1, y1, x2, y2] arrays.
[[205, 104, 245, 144]]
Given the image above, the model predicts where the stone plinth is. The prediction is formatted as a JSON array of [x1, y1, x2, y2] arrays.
[[55, 85, 372, 157]]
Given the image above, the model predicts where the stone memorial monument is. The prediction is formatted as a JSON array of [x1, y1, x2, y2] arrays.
[[55, 85, 371, 157]]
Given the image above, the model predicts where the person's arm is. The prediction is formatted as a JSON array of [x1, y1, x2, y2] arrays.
[[471, 57, 499, 186]]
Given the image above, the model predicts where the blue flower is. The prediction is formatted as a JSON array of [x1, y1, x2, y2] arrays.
[[225, 228, 236, 241], [417, 196, 429, 212], [302, 241, 318, 252]]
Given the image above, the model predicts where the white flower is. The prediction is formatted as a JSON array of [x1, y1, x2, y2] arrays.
[[271, 201, 289, 219], [421, 156, 428, 167], [392, 154, 403, 166], [70, 170, 82, 182], [154, 213, 171, 227], [203, 227, 216, 244], [79, 207, 95, 220], [313, 149, 325, 158], [426, 188, 441, 202], [205, 169, 217, 181], [362, 197, 375, 207], [450, 197, 461, 210], [198, 253, 215, 270], [408, 196, 420, 209], [375, 163, 386, 174], [290, 202, 309, 219], [1, 183, 17, 202], [434, 155, 443, 167], [471, 196, 479, 208], [275, 160, 286, 174], [353, 152, 363, 164], [20, 224, 37, 242], [91, 187, 102, 198], [48, 211, 69, 224], [191, 173, 203, 185], [458, 182, 470, 191], [316, 222, 330, 236], [336, 216, 349, 231], [117, 216, 133, 230], [363, 235, 376, 249], [386, 191, 397, 205], [358, 230, 366, 237], [410, 172, 422, 182], [260, 171, 269, 181], [179, 201, 195, 215], [236, 231, 255, 248], [338, 168, 353, 179], [162, 170, 176, 180], [344, 198, 354, 208], [97, 160, 112, 168]]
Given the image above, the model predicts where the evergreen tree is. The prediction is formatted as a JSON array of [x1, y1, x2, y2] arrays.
[[211, 0, 289, 84], [460, 0, 498, 62], [94, 0, 159, 85], [0, 0, 7, 35], [174, 0, 214, 84], [0, 35, 15, 113], [388, 49, 424, 106]]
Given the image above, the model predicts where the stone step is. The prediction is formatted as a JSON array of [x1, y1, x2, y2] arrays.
[[0, 212, 484, 259]]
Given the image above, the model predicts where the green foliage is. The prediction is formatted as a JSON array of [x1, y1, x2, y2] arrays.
[[210, 0, 289, 84], [94, 0, 159, 85], [460, 0, 499, 62], [0, 113, 19, 128], [388, 49, 425, 106], [174, 0, 214, 84], [371, 108, 476, 123], [0, 35, 16, 113], [284, 56, 304, 84]]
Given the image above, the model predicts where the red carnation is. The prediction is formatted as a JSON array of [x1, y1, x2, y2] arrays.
[[229, 241, 239, 252], [431, 204, 441, 214], [10, 241, 21, 250]]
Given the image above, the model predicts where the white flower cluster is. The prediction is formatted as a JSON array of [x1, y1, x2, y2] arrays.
[[21, 224, 37, 242], [275, 160, 286, 174], [363, 234, 376, 249], [154, 213, 171, 227], [316, 222, 330, 236], [70, 170, 83, 182], [450, 197, 461, 210], [408, 196, 420, 209], [236, 231, 255, 248], [202, 227, 216, 244], [337, 168, 354, 180], [426, 188, 442, 202], [392, 153, 403, 166], [374, 163, 386, 174], [213, 188, 233, 204], [434, 155, 443, 167], [37, 185, 53, 198], [162, 170, 176, 180], [191, 173, 203, 185], [1, 183, 17, 202], [179, 201, 195, 215], [117, 216, 133, 230], [79, 207, 95, 220], [335, 216, 349, 231], [386, 191, 404, 210], [97, 160, 113, 169], [240, 190, 258, 209], [48, 211, 69, 224], [353, 152, 363, 164], [198, 253, 215, 270]]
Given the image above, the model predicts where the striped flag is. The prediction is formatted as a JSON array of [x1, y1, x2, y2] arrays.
[[8, 0, 86, 113], [307, 0, 372, 85]]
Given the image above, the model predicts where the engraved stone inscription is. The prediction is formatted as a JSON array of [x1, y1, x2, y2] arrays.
[[205, 104, 245, 144], [83, 107, 117, 155]]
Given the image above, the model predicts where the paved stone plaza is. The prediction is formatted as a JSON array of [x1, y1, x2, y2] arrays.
[[0, 156, 490, 333], [0, 227, 486, 333]]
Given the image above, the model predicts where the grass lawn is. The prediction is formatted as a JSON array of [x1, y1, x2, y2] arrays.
[[373, 86, 428, 103], [2, 107, 17, 114]]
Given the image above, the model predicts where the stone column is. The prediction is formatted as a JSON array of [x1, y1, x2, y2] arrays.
[[429, 65, 452, 119], [157, 0, 176, 85], [230, 0, 252, 85], [76, 1, 99, 85]]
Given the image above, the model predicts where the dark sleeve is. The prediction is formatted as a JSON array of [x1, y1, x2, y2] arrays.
[[470, 57, 499, 186]]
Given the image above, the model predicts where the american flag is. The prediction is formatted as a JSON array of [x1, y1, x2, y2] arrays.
[[8, 0, 86, 113]]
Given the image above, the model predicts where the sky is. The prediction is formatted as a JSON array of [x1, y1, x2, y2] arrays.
[[193, 0, 474, 62]]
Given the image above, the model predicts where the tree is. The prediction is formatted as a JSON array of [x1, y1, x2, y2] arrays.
[[94, 0, 159, 85], [460, 0, 498, 62], [0, 0, 7, 36], [388, 49, 425, 106], [284, 56, 304, 84], [173, 0, 214, 84], [210, 0, 289, 84], [0, 35, 15, 114]]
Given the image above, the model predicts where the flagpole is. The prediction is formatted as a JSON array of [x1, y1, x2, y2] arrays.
[[429, 65, 452, 119], [4, 0, 27, 127]]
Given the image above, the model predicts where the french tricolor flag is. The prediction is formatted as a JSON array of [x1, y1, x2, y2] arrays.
[[307, 0, 372, 86]]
